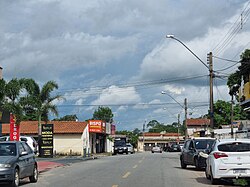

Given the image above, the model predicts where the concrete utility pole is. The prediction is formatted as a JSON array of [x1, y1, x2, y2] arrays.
[[177, 113, 180, 142], [0, 67, 3, 137], [184, 98, 188, 139], [208, 52, 214, 130], [231, 95, 234, 138]]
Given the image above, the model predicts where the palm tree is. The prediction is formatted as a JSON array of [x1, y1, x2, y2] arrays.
[[21, 79, 62, 153]]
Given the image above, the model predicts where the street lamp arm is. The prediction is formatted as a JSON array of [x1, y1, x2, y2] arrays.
[[166, 35, 209, 70], [161, 91, 184, 109]]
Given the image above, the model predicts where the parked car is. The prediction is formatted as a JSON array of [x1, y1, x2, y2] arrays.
[[180, 138, 216, 170], [114, 140, 128, 155], [0, 136, 38, 154], [205, 139, 250, 185], [179, 143, 184, 151], [0, 141, 38, 187], [126, 143, 135, 154], [168, 144, 181, 152], [151, 145, 162, 153]]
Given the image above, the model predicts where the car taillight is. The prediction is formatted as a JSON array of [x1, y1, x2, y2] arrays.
[[213, 152, 228, 159]]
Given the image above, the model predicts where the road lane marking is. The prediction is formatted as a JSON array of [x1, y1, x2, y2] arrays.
[[112, 185, 118, 187], [122, 172, 131, 179], [138, 160, 143, 163], [133, 164, 138, 169]]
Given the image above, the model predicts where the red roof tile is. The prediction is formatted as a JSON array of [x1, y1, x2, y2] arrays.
[[2, 121, 87, 135], [186, 119, 210, 126]]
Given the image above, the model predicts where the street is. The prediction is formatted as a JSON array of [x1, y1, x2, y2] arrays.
[[13, 152, 235, 187]]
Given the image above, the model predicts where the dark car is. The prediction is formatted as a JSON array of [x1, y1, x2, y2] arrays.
[[168, 144, 181, 152], [0, 141, 38, 187], [180, 138, 215, 170], [114, 141, 128, 155]]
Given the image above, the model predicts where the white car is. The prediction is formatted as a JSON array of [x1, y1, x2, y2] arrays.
[[0, 136, 38, 153], [126, 143, 135, 154], [205, 139, 250, 185]]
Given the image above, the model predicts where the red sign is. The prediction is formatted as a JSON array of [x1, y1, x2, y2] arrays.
[[10, 114, 20, 141], [89, 120, 105, 133], [111, 124, 116, 135]]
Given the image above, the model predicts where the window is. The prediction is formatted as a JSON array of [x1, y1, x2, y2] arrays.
[[0, 143, 16, 156], [22, 142, 32, 154], [218, 142, 250, 152], [194, 139, 215, 149], [184, 140, 190, 149], [19, 143, 25, 154]]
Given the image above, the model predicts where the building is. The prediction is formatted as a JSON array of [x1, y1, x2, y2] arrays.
[[137, 132, 182, 152], [186, 118, 210, 137], [2, 121, 89, 156]]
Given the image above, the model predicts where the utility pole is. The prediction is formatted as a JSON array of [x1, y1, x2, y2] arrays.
[[208, 52, 214, 130], [0, 67, 3, 137], [142, 120, 146, 151], [231, 95, 234, 138], [184, 98, 188, 139], [177, 113, 180, 142]]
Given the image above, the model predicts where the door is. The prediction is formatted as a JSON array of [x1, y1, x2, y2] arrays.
[[187, 141, 195, 164], [182, 140, 190, 163], [21, 142, 35, 176]]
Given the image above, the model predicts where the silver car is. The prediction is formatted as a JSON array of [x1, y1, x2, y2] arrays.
[[0, 141, 38, 187], [126, 143, 135, 154]]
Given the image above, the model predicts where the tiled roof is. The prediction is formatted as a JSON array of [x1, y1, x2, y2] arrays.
[[144, 132, 179, 137], [186, 118, 210, 126], [2, 121, 87, 135]]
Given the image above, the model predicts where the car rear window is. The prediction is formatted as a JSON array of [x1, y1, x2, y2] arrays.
[[218, 142, 250, 152], [194, 139, 215, 149]]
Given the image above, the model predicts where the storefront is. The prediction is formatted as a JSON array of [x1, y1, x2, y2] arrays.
[[88, 120, 106, 154]]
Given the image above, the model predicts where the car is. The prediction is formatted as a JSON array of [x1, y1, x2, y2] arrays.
[[0, 141, 38, 187], [205, 139, 250, 185], [168, 144, 181, 152], [0, 136, 38, 154], [126, 143, 135, 154], [151, 145, 162, 153], [180, 138, 216, 170], [113, 140, 128, 155], [179, 143, 184, 151]]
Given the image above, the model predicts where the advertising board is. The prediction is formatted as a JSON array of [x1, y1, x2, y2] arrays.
[[40, 124, 54, 158]]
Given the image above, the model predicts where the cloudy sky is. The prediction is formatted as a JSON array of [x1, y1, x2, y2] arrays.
[[1, 0, 250, 131]]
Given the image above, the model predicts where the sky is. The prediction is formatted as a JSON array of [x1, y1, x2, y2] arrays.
[[1, 0, 250, 131]]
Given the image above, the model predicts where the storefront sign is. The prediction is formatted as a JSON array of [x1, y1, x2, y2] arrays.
[[89, 120, 105, 133], [111, 124, 116, 135], [9, 114, 20, 141], [40, 124, 54, 158]]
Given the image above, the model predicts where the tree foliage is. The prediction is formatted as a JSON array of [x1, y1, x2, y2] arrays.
[[92, 106, 113, 123], [213, 100, 248, 128], [146, 120, 184, 134], [116, 129, 140, 148], [53, 114, 78, 121]]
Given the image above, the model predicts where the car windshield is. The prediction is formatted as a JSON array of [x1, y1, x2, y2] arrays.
[[218, 142, 250, 152], [194, 139, 215, 149], [115, 141, 126, 146], [0, 143, 16, 156]]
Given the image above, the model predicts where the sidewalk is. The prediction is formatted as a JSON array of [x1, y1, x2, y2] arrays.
[[38, 161, 64, 173]]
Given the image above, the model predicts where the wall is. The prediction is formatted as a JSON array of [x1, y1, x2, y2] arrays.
[[54, 134, 83, 155]]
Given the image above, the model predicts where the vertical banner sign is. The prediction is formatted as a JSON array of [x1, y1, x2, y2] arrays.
[[10, 114, 20, 141], [40, 124, 54, 158]]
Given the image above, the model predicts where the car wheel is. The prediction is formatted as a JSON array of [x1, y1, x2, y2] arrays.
[[29, 164, 38, 183], [152, 151, 154, 153], [180, 158, 187, 169], [195, 158, 201, 170], [10, 168, 19, 187], [210, 167, 219, 185]]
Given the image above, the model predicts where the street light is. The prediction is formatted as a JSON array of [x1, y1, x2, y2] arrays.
[[166, 34, 215, 131]]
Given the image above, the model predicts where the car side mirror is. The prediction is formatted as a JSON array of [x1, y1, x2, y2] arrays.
[[20, 151, 28, 156]]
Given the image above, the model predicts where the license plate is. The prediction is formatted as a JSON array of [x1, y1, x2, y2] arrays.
[[233, 169, 246, 174]]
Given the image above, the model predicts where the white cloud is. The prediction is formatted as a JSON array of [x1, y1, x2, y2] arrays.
[[91, 85, 141, 105]]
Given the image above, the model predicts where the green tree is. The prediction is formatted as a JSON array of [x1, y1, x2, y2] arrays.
[[2, 78, 25, 125], [53, 114, 78, 121], [213, 100, 248, 128], [116, 129, 140, 148], [146, 120, 161, 128], [92, 106, 113, 123]]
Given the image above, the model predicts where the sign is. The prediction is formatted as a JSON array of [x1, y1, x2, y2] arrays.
[[40, 124, 54, 158], [89, 120, 105, 133], [9, 114, 20, 141], [111, 124, 116, 135]]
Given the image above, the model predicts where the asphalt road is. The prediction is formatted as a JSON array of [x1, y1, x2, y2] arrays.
[[9, 152, 237, 187]]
